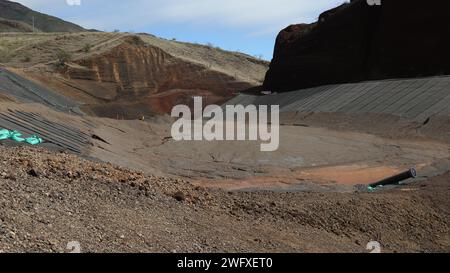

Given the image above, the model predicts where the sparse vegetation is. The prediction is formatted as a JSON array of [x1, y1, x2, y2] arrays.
[[56, 49, 72, 67], [0, 1, 85, 33], [82, 43, 92, 53], [0, 51, 7, 63], [22, 54, 31, 62]]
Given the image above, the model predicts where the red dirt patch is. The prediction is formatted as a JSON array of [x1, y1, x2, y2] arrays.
[[193, 164, 429, 191]]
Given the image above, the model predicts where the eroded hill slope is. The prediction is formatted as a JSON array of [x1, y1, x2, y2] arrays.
[[0, 32, 268, 118]]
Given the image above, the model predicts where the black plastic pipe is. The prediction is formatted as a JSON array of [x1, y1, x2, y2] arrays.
[[368, 168, 417, 190]]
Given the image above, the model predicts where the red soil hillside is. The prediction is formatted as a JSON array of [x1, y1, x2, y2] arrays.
[[1, 32, 268, 118]]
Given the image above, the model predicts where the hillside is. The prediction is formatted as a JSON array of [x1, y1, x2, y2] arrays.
[[0, 32, 269, 118], [0, 1, 268, 118], [0, 17, 35, 32], [0, 0, 85, 32], [264, 0, 450, 92]]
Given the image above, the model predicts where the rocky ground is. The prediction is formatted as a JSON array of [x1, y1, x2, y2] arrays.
[[0, 143, 448, 253]]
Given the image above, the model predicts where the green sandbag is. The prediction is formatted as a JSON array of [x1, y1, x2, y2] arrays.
[[0, 128, 43, 145], [10, 130, 25, 142], [25, 135, 43, 145], [0, 129, 11, 140], [0, 129, 12, 140], [0, 133, 9, 140]]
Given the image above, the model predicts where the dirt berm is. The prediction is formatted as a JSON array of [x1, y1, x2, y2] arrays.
[[0, 144, 448, 253]]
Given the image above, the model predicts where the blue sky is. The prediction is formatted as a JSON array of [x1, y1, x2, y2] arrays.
[[16, 0, 343, 60]]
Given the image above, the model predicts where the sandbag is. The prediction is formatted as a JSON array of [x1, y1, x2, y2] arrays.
[[25, 135, 43, 145], [0, 129, 43, 145]]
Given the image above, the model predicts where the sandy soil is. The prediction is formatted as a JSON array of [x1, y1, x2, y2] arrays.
[[85, 118, 450, 191], [2, 101, 448, 191]]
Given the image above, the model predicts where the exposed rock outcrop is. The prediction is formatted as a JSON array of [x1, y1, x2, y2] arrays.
[[2, 32, 268, 118], [264, 0, 450, 92], [60, 35, 264, 117], [66, 36, 250, 101]]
